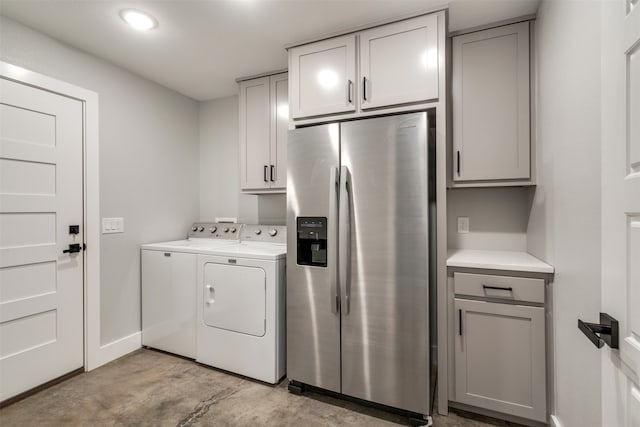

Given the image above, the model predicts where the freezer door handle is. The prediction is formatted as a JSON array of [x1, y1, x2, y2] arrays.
[[329, 167, 340, 313], [339, 166, 352, 315]]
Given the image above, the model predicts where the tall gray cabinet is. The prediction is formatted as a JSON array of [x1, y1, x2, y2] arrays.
[[452, 21, 532, 186], [238, 72, 288, 193]]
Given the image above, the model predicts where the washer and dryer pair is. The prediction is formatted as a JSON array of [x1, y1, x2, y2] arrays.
[[141, 223, 286, 384]]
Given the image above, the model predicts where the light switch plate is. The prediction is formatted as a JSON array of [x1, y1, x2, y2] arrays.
[[457, 216, 469, 234], [102, 217, 124, 234]]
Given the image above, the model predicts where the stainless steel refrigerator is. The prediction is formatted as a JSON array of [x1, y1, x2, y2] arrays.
[[286, 112, 432, 416]]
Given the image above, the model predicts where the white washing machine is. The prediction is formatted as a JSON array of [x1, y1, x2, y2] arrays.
[[141, 222, 242, 358], [196, 224, 286, 384]]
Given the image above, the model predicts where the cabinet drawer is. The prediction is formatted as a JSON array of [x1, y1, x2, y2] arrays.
[[454, 272, 543, 303]]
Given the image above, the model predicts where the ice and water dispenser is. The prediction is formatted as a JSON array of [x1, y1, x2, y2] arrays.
[[296, 217, 327, 267]]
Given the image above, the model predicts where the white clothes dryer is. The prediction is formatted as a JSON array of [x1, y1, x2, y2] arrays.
[[141, 223, 241, 358], [196, 225, 286, 384]]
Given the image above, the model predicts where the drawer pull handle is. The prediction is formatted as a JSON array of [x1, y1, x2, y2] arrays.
[[482, 285, 513, 292], [458, 309, 463, 336]]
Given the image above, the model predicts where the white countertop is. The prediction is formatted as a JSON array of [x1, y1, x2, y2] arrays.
[[447, 249, 554, 274]]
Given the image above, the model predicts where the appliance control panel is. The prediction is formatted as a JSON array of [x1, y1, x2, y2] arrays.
[[296, 217, 327, 267], [188, 223, 242, 239], [239, 225, 287, 244]]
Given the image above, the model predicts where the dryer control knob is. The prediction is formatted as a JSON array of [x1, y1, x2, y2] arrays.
[[254, 229, 262, 235], [191, 227, 198, 232], [224, 227, 229, 233], [268, 229, 278, 237], [209, 227, 217, 233], [230, 227, 237, 233], [198, 227, 204, 232]]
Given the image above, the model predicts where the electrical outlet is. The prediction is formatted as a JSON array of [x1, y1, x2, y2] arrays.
[[102, 217, 124, 234], [457, 217, 469, 234]]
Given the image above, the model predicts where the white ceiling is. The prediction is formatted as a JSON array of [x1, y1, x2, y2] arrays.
[[0, 0, 541, 101]]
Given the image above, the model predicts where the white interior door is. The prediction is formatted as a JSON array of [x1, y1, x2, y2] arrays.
[[0, 77, 84, 402], [601, 0, 640, 425]]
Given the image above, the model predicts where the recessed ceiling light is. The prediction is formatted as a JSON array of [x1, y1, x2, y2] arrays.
[[119, 9, 158, 31]]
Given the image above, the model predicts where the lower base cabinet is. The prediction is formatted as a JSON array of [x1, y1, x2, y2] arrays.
[[454, 299, 546, 422], [452, 271, 548, 423]]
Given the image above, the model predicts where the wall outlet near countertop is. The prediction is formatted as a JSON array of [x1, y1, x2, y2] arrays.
[[102, 217, 124, 234], [457, 216, 470, 233]]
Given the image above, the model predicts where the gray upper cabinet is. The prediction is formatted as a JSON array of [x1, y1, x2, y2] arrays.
[[288, 12, 443, 124], [239, 72, 288, 193], [452, 22, 531, 185], [289, 35, 357, 120], [359, 14, 439, 110]]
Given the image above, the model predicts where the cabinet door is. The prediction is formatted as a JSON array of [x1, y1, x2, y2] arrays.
[[239, 76, 270, 190], [359, 14, 439, 110], [452, 22, 530, 182], [289, 35, 356, 119], [141, 250, 197, 358], [269, 73, 288, 189], [454, 298, 546, 422]]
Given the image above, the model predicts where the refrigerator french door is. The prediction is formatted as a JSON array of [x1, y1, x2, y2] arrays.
[[286, 112, 430, 415]]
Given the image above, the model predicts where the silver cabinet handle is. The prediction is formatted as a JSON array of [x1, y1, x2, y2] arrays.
[[270, 165, 275, 182], [339, 166, 352, 315], [347, 80, 353, 104], [329, 167, 339, 314]]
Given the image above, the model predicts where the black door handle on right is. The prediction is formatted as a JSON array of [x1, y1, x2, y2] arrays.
[[63, 243, 82, 254]]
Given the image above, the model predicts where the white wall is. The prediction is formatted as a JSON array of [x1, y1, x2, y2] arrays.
[[0, 16, 200, 345], [447, 187, 533, 251], [199, 96, 286, 225], [528, 1, 603, 425]]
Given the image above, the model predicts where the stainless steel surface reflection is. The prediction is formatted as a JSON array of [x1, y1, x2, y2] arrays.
[[287, 113, 431, 415]]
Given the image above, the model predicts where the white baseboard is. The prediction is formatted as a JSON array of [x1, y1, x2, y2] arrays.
[[550, 415, 564, 427], [89, 331, 141, 371]]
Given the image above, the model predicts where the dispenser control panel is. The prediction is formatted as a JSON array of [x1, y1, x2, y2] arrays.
[[296, 217, 327, 267]]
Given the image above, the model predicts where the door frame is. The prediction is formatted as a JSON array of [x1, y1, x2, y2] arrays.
[[0, 61, 102, 371]]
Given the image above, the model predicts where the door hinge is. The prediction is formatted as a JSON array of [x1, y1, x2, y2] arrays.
[[83, 243, 87, 251]]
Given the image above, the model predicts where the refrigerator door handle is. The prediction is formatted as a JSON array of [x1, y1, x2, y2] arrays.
[[339, 166, 352, 315], [329, 167, 340, 314]]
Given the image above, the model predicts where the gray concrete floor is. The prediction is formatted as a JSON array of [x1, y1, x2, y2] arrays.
[[0, 348, 522, 426]]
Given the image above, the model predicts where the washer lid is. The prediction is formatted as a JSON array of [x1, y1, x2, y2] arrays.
[[140, 238, 238, 253], [206, 242, 287, 260]]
